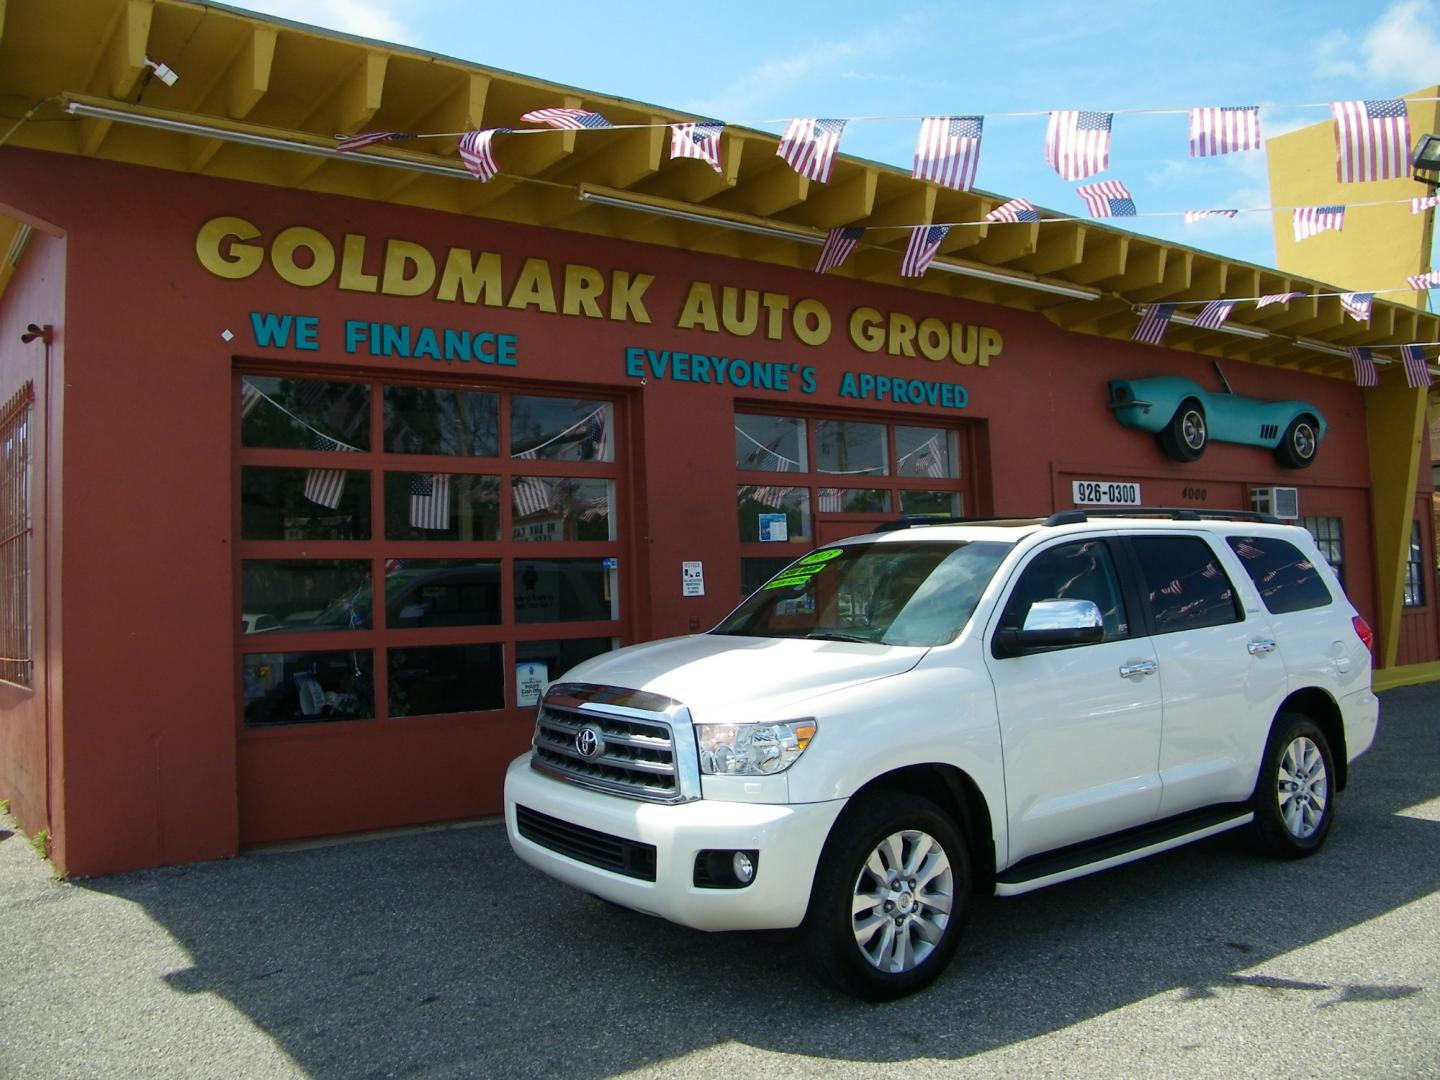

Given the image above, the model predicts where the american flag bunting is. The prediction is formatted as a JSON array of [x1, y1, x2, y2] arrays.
[[1256, 291, 1303, 308], [670, 121, 725, 172], [1076, 180, 1135, 218], [815, 227, 865, 274], [777, 118, 847, 183], [1045, 110, 1113, 181], [408, 473, 451, 530], [1407, 270, 1440, 290], [457, 129, 505, 181], [336, 131, 416, 153], [1340, 292, 1374, 323], [1189, 106, 1261, 157], [912, 115, 984, 191], [900, 225, 950, 277], [1401, 345, 1433, 388], [1133, 304, 1176, 345], [1193, 300, 1236, 330], [1412, 195, 1440, 213], [1293, 205, 1345, 241], [1184, 209, 1239, 223], [1348, 346, 1378, 387], [985, 198, 1040, 223], [1332, 99, 1410, 183], [521, 107, 612, 130]]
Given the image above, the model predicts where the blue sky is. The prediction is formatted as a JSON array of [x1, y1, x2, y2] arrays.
[[225, 0, 1439, 272]]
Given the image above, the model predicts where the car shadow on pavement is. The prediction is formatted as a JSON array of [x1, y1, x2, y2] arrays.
[[80, 684, 1439, 1078]]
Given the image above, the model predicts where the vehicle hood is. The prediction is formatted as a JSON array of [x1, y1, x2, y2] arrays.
[[555, 633, 927, 722]]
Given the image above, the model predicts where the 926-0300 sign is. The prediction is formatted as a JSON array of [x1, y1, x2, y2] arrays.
[[1072, 480, 1141, 506]]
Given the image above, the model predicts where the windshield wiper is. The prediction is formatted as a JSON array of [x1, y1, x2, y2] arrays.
[[805, 630, 875, 643]]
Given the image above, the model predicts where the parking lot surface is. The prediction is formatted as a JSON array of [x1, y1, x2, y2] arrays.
[[1, 682, 1437, 1079]]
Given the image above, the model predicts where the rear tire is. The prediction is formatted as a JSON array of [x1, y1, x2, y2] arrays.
[[1248, 712, 1335, 858], [801, 792, 970, 1001], [1274, 416, 1320, 469]]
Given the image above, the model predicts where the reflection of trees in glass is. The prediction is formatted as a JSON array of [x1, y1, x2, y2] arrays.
[[511, 398, 610, 461], [816, 420, 885, 476], [242, 377, 370, 451], [383, 387, 498, 456], [241, 467, 371, 541]]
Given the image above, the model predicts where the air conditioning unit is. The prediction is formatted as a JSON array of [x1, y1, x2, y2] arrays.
[[1251, 486, 1299, 519]]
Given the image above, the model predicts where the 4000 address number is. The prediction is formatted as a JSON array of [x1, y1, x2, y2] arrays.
[[1072, 480, 1141, 506]]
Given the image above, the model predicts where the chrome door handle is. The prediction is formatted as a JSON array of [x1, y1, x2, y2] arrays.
[[1119, 659, 1157, 678], [1247, 639, 1278, 656]]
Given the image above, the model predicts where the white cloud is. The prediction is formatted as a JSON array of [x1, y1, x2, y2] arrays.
[[225, 1, 411, 44], [1362, 0, 1440, 87]]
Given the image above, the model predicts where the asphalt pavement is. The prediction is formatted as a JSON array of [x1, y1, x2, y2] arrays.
[[1, 682, 1437, 1079]]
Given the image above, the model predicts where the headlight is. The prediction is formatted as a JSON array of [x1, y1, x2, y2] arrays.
[[695, 720, 817, 775]]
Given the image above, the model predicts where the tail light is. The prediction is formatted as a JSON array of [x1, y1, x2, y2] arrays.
[[1352, 615, 1374, 652]]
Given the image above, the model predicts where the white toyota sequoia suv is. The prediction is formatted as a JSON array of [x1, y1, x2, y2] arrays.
[[504, 509, 1378, 999]]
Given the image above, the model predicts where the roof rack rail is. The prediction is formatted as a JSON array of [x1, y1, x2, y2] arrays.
[[873, 514, 1045, 532], [1043, 506, 1283, 526]]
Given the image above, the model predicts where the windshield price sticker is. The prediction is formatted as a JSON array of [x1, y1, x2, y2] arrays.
[[764, 548, 844, 590], [1072, 480, 1141, 506]]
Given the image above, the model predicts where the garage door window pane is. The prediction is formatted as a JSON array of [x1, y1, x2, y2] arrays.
[[243, 650, 374, 727], [738, 486, 811, 542], [511, 398, 612, 462], [385, 559, 501, 627], [900, 490, 962, 516], [514, 638, 617, 703], [241, 560, 371, 632], [818, 488, 890, 513], [736, 415, 806, 471], [388, 644, 504, 716], [242, 466, 371, 540], [515, 558, 618, 623], [512, 478, 615, 540], [242, 377, 370, 452], [896, 427, 957, 479], [816, 420, 887, 476], [383, 473, 499, 540], [383, 386, 498, 457]]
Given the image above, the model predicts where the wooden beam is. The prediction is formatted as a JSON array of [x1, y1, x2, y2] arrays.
[[78, 0, 154, 153], [1066, 234, 1127, 284], [188, 26, 278, 171], [966, 219, 1039, 265], [711, 162, 810, 217], [1011, 224, 1086, 276], [786, 167, 876, 226], [1127, 250, 1192, 302]]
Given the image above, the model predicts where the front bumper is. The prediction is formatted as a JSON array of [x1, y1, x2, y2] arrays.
[[504, 754, 846, 931]]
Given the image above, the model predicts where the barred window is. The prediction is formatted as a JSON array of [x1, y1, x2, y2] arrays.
[[0, 385, 34, 687]]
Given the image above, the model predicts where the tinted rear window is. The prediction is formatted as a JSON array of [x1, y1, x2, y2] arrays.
[[1226, 536, 1334, 614]]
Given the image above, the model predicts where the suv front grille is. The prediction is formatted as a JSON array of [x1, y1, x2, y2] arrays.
[[531, 691, 685, 802], [515, 805, 657, 881]]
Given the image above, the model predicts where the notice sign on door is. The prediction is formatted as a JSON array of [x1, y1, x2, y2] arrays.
[[758, 513, 789, 542], [516, 661, 548, 708], [682, 561, 705, 597]]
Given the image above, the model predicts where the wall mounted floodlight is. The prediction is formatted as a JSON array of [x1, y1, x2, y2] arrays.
[[1412, 133, 1440, 189], [20, 323, 52, 345], [144, 57, 179, 86]]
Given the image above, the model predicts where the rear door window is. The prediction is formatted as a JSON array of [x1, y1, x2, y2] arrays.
[[1128, 535, 1241, 634], [1226, 535, 1334, 614]]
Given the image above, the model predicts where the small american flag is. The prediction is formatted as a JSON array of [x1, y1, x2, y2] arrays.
[[1189, 106, 1261, 157], [457, 129, 505, 181], [913, 115, 983, 191], [1400, 345, 1433, 388], [335, 131, 416, 153], [1133, 303, 1176, 345], [746, 484, 790, 510], [303, 433, 356, 509], [670, 121, 724, 172], [408, 473, 451, 530], [815, 227, 864, 274], [818, 489, 845, 514], [900, 225, 950, 277], [240, 379, 264, 419], [777, 118, 847, 183], [1340, 292, 1374, 323], [1407, 270, 1440, 290], [1183, 209, 1239, 223], [1256, 291, 1303, 308], [1332, 99, 1410, 183], [985, 197, 1040, 223], [1045, 110, 1112, 181], [1293, 205, 1345, 241], [1412, 195, 1440, 214], [513, 476, 553, 518], [909, 434, 946, 478], [521, 107, 612, 130], [1160, 578, 1183, 597], [1076, 180, 1135, 218], [1348, 346, 1379, 387], [581, 408, 608, 461], [1193, 300, 1236, 330]]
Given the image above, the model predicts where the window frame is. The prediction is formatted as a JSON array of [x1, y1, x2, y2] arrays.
[[0, 385, 34, 689], [1403, 519, 1426, 608]]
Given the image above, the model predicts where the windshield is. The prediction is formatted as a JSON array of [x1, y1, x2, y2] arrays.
[[714, 540, 1012, 646]]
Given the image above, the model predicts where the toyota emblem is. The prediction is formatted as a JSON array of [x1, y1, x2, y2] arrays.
[[575, 725, 606, 759]]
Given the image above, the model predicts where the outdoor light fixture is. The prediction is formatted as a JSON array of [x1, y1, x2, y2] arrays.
[[1412, 132, 1440, 189], [577, 188, 1101, 300], [1295, 337, 1351, 358], [144, 57, 180, 86], [63, 98, 474, 181], [20, 323, 52, 345], [1169, 311, 1270, 340]]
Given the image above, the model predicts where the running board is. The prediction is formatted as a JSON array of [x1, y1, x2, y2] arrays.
[[994, 804, 1253, 897]]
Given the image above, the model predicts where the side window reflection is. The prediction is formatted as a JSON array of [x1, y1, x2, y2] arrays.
[[1000, 540, 1129, 642]]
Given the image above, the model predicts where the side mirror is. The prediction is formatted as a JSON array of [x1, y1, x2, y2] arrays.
[[993, 598, 1105, 658]]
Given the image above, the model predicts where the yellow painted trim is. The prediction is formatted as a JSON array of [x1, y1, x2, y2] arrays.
[[1364, 378, 1428, 669], [1373, 660, 1440, 691]]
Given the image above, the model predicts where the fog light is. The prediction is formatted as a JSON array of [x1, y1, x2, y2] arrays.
[[732, 851, 755, 884]]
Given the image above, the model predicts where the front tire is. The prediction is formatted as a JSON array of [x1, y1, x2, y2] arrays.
[[801, 792, 970, 1001], [1248, 713, 1335, 858], [1157, 400, 1208, 462]]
